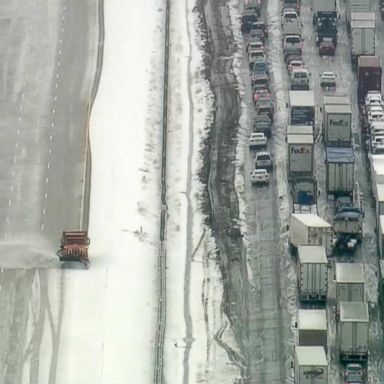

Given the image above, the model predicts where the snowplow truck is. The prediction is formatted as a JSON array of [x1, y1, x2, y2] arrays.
[[57, 231, 90, 268]]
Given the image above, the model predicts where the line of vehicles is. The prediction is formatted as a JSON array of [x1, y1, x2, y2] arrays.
[[242, 1, 274, 185], [242, 0, 382, 383]]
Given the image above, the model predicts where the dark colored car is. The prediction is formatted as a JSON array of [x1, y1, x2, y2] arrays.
[[241, 10, 259, 34], [251, 21, 268, 38], [253, 114, 272, 137]]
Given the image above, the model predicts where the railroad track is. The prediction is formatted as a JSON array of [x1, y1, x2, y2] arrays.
[[153, 1, 171, 383]]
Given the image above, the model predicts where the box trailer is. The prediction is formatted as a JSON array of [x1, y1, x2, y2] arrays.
[[298, 309, 327, 349], [289, 214, 333, 256], [338, 302, 369, 362], [326, 147, 354, 195], [378, 216, 384, 258], [298, 245, 328, 302], [357, 56, 382, 102], [289, 91, 316, 126], [287, 125, 313, 135], [295, 346, 328, 384], [351, 20, 375, 67], [335, 263, 364, 314], [323, 104, 352, 146], [287, 134, 314, 179]]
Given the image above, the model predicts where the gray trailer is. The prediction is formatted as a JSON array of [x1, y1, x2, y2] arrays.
[[335, 263, 365, 317], [338, 302, 369, 362], [298, 245, 328, 302], [326, 147, 354, 195], [323, 104, 352, 146], [295, 346, 328, 384], [298, 309, 327, 350]]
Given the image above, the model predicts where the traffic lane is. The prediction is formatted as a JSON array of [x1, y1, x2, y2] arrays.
[[42, 0, 98, 244], [301, 1, 383, 382]]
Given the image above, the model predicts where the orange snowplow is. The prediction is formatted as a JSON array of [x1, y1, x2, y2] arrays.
[[56, 231, 90, 268]]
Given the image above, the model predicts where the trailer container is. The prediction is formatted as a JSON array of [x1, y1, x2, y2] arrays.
[[351, 20, 375, 67], [287, 134, 314, 179], [323, 104, 352, 146], [291, 176, 318, 214], [338, 302, 369, 362], [289, 214, 333, 256], [289, 91, 316, 126], [298, 245, 328, 302], [295, 346, 328, 384], [325, 147, 354, 195], [357, 56, 382, 102], [335, 263, 364, 314], [287, 125, 313, 135], [298, 309, 327, 349]]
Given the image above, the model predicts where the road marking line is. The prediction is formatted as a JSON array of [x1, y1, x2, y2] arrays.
[[62, 15, 65, 20], [15, 143, 18, 148], [20, 105, 23, 111], [50, 135, 53, 141], [17, 129, 20, 135], [55, 83, 58, 89], [59, 49, 62, 55], [8, 200, 11, 207], [44, 192, 48, 199], [18, 116, 22, 122], [54, 95, 58, 101], [52, 109, 56, 114], [13, 158, 16, 163], [59, 39, 62, 44], [41, 223, 44, 231], [47, 163, 50, 169], [42, 208, 46, 215], [48, 148, 52, 154], [61, 27, 64, 32], [11, 171, 15, 176], [22, 93, 25, 98], [10, 185, 13, 192], [57, 61, 60, 67], [56, 73, 59, 79], [46, 177, 49, 183], [6, 217, 9, 222]]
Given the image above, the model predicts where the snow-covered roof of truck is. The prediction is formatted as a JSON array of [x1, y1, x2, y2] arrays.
[[324, 104, 352, 113], [291, 213, 332, 228], [298, 245, 327, 263], [298, 309, 327, 330], [287, 125, 313, 135], [359, 56, 381, 68], [351, 19, 375, 28], [295, 346, 327, 366], [326, 147, 354, 163], [376, 184, 384, 201], [351, 12, 375, 21], [339, 302, 369, 322], [335, 263, 364, 283], [287, 134, 313, 144], [380, 215, 384, 233], [323, 95, 350, 106], [289, 91, 315, 107]]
